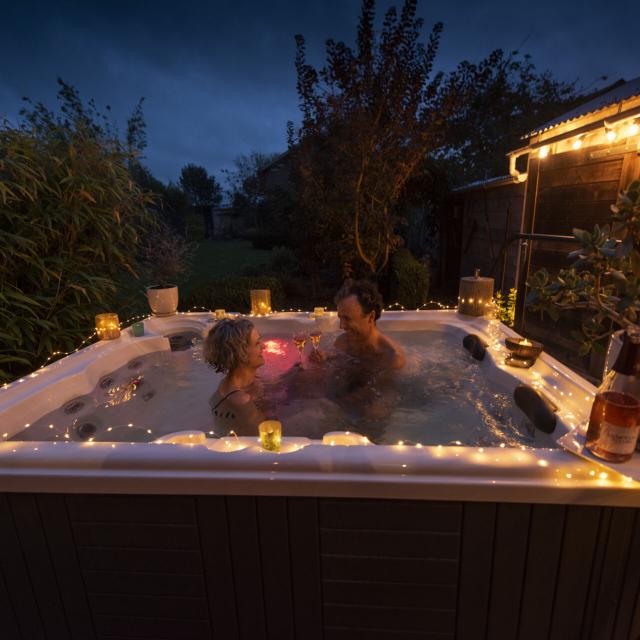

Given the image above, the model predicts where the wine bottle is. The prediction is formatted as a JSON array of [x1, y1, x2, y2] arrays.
[[585, 328, 640, 463]]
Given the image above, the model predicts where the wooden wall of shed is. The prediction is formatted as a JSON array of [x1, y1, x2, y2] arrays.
[[518, 146, 640, 379], [455, 182, 525, 292]]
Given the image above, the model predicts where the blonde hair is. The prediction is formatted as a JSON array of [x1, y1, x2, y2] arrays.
[[203, 318, 255, 373]]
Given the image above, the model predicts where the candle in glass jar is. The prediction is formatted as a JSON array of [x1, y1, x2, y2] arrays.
[[250, 290, 272, 316], [314, 306, 325, 317], [214, 309, 226, 320], [259, 420, 282, 452], [95, 313, 120, 340]]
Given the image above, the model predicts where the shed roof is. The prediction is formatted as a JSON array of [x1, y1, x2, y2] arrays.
[[523, 76, 640, 138]]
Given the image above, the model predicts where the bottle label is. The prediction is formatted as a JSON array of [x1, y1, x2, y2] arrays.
[[599, 421, 640, 455]]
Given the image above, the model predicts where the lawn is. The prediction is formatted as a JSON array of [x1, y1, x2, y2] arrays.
[[185, 239, 275, 292]]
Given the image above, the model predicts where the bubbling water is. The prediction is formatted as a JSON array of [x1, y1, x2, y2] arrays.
[[12, 330, 547, 447]]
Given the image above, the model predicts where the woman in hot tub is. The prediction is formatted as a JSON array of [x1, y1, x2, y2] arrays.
[[203, 317, 266, 435]]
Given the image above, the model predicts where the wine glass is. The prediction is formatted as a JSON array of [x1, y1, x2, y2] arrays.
[[309, 330, 322, 353], [292, 332, 307, 365]]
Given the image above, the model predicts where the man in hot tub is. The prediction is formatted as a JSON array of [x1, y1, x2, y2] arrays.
[[311, 279, 406, 370]]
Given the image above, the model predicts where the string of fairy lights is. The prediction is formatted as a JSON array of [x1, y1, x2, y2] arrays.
[[2, 305, 638, 486]]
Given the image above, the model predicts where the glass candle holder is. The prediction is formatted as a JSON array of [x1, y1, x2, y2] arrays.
[[131, 321, 145, 337], [250, 289, 272, 316], [313, 306, 325, 317], [214, 308, 226, 320], [95, 313, 120, 340], [259, 419, 282, 452]]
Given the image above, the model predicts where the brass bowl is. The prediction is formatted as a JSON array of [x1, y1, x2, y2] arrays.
[[505, 337, 543, 359]]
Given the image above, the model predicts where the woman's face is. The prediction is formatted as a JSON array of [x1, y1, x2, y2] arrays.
[[246, 328, 265, 369]]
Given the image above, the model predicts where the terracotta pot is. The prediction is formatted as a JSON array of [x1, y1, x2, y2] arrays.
[[146, 285, 179, 316]]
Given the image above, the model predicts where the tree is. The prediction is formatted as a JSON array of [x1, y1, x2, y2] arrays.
[[437, 50, 582, 186], [289, 0, 463, 278], [179, 164, 222, 239], [224, 151, 279, 229]]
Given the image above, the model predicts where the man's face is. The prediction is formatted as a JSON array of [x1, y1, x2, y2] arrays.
[[337, 294, 375, 340]]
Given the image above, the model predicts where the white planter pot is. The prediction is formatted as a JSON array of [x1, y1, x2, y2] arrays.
[[146, 285, 179, 316]]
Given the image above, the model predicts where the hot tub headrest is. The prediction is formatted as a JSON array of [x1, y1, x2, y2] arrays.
[[462, 334, 488, 361], [513, 384, 557, 434]]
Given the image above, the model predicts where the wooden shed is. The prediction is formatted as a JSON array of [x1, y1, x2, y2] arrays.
[[453, 76, 640, 377]]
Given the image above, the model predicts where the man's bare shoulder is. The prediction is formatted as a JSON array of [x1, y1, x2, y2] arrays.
[[379, 332, 406, 369]]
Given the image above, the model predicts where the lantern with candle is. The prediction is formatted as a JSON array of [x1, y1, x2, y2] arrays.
[[457, 269, 494, 316], [250, 289, 272, 316], [504, 336, 543, 368], [259, 419, 282, 452], [95, 313, 121, 340]]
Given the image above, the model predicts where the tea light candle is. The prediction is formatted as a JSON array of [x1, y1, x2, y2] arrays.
[[250, 290, 272, 316], [214, 309, 226, 320], [95, 313, 120, 340], [504, 336, 543, 362], [259, 419, 281, 452]]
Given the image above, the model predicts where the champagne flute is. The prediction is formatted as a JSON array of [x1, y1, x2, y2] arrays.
[[309, 330, 322, 353], [292, 332, 307, 365]]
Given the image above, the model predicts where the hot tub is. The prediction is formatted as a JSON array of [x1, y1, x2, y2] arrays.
[[1, 311, 638, 640]]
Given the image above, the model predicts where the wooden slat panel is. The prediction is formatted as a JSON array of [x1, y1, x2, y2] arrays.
[[78, 547, 201, 574], [37, 494, 96, 639], [325, 628, 453, 640], [457, 502, 496, 640], [83, 570, 205, 597], [539, 159, 622, 188], [486, 504, 531, 640], [226, 496, 266, 640], [613, 511, 640, 640], [94, 614, 210, 639], [289, 497, 323, 640], [517, 504, 566, 640], [0, 494, 45, 639], [196, 496, 239, 639], [321, 530, 459, 559], [323, 556, 457, 585], [72, 522, 199, 549], [579, 508, 613, 637], [323, 580, 456, 610], [537, 181, 620, 204], [66, 495, 196, 524], [324, 603, 454, 634], [589, 508, 637, 640], [8, 493, 71, 639], [0, 568, 20, 640], [88, 593, 208, 619], [320, 500, 461, 532], [257, 497, 295, 640], [548, 506, 602, 640]]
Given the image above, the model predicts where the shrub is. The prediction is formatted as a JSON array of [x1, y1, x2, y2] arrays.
[[268, 246, 300, 275], [181, 276, 285, 313], [388, 249, 430, 309], [245, 228, 287, 250], [0, 122, 155, 382], [139, 222, 196, 288]]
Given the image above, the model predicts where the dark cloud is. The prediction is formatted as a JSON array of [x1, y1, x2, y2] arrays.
[[1, 0, 635, 185]]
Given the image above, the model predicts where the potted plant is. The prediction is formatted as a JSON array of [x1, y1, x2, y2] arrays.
[[140, 222, 195, 315], [526, 180, 640, 371]]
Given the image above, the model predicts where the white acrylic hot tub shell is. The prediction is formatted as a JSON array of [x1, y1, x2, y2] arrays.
[[0, 311, 638, 506]]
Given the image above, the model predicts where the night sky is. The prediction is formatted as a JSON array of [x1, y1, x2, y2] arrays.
[[1, 0, 635, 187]]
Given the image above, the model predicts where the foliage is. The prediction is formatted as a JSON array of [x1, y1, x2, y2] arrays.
[[181, 276, 285, 313], [179, 164, 222, 238], [388, 248, 429, 309], [438, 50, 580, 185], [139, 222, 196, 288], [130, 163, 190, 235], [267, 246, 301, 276], [526, 181, 640, 354], [0, 84, 155, 382], [494, 288, 517, 327], [245, 227, 289, 250], [289, 0, 463, 277]]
